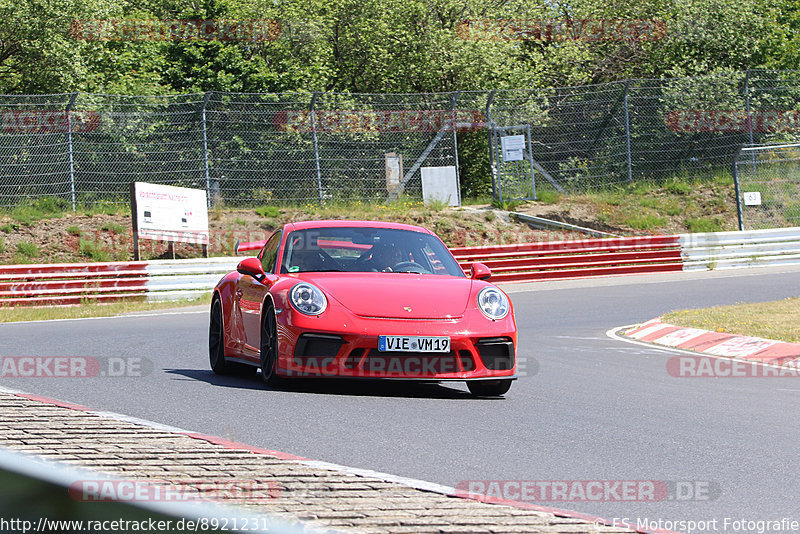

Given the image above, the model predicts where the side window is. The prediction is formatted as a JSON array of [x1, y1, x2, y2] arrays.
[[259, 231, 282, 274]]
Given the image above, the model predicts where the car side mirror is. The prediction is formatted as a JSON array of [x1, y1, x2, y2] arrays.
[[470, 262, 491, 281], [237, 257, 266, 280]]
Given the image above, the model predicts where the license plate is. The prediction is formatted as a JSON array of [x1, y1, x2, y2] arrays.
[[378, 335, 450, 353]]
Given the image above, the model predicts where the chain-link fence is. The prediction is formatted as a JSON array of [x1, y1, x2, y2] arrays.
[[733, 143, 800, 230], [3, 70, 800, 208]]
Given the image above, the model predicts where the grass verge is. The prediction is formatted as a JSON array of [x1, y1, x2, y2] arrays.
[[662, 297, 800, 343], [0, 296, 210, 323]]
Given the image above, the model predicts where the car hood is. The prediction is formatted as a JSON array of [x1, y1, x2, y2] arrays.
[[299, 273, 472, 319]]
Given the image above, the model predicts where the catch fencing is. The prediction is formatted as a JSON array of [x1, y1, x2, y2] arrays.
[[4, 70, 800, 208], [733, 143, 800, 230]]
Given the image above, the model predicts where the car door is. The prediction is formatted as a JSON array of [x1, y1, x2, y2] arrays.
[[240, 230, 282, 356]]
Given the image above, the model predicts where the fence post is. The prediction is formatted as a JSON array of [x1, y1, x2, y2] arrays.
[[486, 89, 497, 199], [65, 92, 79, 211], [201, 91, 212, 207], [744, 70, 757, 173], [450, 91, 461, 206], [732, 147, 744, 231], [310, 92, 324, 204], [744, 70, 755, 147], [623, 81, 633, 183]]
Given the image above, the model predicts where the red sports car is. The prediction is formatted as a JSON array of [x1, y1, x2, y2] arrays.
[[208, 220, 517, 396]]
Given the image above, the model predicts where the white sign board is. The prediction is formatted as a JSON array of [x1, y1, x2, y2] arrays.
[[132, 182, 209, 244], [743, 191, 762, 206], [385, 152, 402, 195], [500, 135, 526, 162], [421, 166, 460, 207]]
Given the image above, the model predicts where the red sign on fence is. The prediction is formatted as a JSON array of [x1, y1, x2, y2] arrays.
[[272, 110, 486, 133], [1, 111, 100, 133], [666, 110, 800, 133]]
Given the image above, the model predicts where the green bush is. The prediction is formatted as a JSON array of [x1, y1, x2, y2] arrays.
[[80, 238, 111, 262], [686, 217, 724, 233], [665, 180, 692, 195], [623, 214, 667, 230], [16, 241, 39, 258], [536, 191, 562, 204], [255, 205, 280, 218], [101, 222, 126, 233], [10, 197, 68, 225]]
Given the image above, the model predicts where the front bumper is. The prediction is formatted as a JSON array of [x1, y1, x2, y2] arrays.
[[275, 311, 517, 380]]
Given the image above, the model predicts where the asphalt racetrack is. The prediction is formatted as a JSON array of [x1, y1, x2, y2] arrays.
[[2, 265, 800, 531]]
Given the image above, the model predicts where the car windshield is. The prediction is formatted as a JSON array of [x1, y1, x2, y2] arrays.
[[280, 227, 465, 276]]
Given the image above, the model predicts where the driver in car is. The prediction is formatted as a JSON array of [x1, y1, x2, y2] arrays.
[[365, 244, 406, 272]]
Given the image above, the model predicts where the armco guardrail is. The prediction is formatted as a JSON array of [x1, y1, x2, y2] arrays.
[[0, 257, 238, 307], [2, 228, 799, 306], [680, 227, 800, 271], [451, 236, 684, 282]]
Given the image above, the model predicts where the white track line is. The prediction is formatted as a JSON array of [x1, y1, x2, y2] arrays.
[[0, 309, 207, 325]]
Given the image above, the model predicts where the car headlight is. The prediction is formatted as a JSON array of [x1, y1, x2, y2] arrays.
[[477, 287, 509, 320], [290, 283, 327, 315]]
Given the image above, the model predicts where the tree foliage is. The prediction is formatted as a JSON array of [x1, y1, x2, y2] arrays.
[[0, 0, 792, 94]]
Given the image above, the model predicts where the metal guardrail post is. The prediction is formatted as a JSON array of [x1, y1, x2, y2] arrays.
[[66, 92, 79, 211]]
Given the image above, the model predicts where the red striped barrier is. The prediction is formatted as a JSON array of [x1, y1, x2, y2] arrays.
[[0, 235, 685, 307], [452, 235, 683, 282], [0, 261, 149, 307]]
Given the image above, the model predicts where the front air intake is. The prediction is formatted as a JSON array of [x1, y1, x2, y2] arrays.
[[476, 337, 515, 371], [293, 334, 345, 367]]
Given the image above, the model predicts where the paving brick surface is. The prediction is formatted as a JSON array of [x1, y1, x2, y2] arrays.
[[0, 392, 636, 534]]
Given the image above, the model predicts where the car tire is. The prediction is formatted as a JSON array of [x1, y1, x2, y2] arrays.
[[467, 379, 512, 397], [260, 301, 284, 387], [209, 296, 231, 374]]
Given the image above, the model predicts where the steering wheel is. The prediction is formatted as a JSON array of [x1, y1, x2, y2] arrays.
[[392, 261, 428, 273], [316, 248, 345, 271]]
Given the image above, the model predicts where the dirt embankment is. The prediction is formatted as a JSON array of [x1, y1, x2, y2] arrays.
[[0, 206, 586, 265]]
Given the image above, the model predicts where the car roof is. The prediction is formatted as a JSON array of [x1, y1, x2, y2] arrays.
[[283, 220, 435, 235]]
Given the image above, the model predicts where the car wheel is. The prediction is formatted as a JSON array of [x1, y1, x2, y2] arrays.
[[260, 301, 283, 387], [467, 379, 512, 397], [209, 296, 231, 374]]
